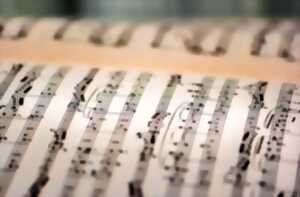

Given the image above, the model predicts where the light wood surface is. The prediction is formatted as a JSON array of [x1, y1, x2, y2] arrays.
[[0, 39, 299, 83]]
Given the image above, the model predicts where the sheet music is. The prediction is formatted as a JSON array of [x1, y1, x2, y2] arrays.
[[1, 17, 300, 62], [0, 62, 299, 197]]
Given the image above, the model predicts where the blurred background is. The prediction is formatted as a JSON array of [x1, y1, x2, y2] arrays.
[[0, 0, 299, 19]]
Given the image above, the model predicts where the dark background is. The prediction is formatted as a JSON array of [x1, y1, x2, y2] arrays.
[[0, 0, 299, 19]]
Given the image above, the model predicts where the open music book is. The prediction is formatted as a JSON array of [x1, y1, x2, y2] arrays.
[[0, 17, 299, 197]]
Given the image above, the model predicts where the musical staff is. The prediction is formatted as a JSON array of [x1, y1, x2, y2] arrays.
[[0, 65, 43, 142], [25, 68, 98, 197], [258, 84, 296, 197], [128, 74, 181, 197], [226, 81, 268, 197], [0, 63, 23, 100], [60, 71, 125, 197], [89, 73, 152, 197], [0, 67, 69, 196], [193, 79, 238, 197]]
